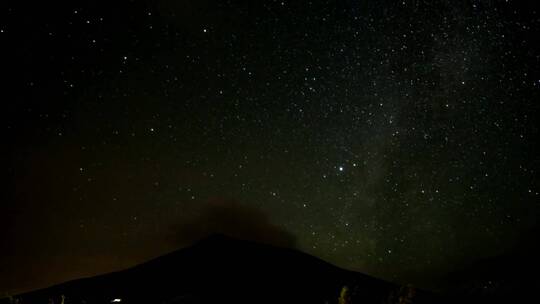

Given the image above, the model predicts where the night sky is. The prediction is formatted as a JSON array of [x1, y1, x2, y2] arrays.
[[2, 0, 539, 294]]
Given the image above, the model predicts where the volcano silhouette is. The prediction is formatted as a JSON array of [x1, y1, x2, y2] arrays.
[[4, 234, 437, 303]]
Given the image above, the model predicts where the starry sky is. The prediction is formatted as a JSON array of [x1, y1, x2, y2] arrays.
[[2, 0, 539, 294]]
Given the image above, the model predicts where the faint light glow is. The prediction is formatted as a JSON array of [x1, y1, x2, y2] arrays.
[[338, 166, 344, 172], [111, 299, 122, 303]]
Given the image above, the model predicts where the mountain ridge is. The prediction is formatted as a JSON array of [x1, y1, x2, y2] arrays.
[[3, 234, 433, 303]]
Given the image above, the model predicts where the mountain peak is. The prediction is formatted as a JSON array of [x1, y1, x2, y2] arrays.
[[8, 236, 434, 304]]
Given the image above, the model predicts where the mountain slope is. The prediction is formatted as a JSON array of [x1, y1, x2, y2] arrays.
[[3, 235, 435, 304]]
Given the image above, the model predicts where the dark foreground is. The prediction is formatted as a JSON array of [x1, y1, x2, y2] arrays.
[[1, 235, 537, 303]]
